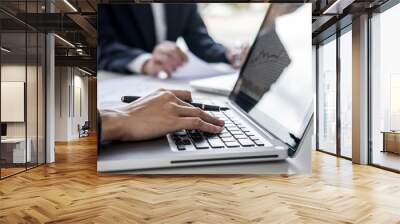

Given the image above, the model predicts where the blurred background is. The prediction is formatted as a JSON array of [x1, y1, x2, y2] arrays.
[[198, 3, 268, 47]]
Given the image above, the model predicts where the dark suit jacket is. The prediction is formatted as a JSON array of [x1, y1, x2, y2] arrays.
[[98, 4, 229, 74]]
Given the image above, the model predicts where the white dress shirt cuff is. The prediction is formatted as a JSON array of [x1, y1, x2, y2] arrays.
[[127, 53, 152, 73]]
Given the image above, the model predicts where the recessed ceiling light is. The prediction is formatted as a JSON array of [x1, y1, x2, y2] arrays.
[[78, 67, 92, 76], [63, 0, 78, 12], [323, 0, 355, 15], [54, 34, 75, 48], [1, 47, 11, 53]]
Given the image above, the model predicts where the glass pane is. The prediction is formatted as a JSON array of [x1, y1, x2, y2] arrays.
[[340, 29, 352, 158], [38, 33, 46, 165], [1, 30, 28, 177], [26, 0, 39, 169], [27, 30, 38, 169], [371, 3, 400, 171], [318, 37, 337, 154]]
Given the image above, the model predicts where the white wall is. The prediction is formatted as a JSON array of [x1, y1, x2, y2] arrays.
[[54, 67, 89, 141], [1, 65, 40, 138], [1, 66, 26, 136], [75, 74, 89, 132], [55, 67, 70, 141], [1, 64, 46, 164]]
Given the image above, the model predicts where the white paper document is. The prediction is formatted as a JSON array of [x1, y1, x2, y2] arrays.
[[170, 52, 235, 80]]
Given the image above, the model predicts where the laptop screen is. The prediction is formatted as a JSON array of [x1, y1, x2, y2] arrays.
[[229, 3, 312, 152]]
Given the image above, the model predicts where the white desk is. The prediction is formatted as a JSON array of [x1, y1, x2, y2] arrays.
[[98, 70, 312, 175], [1, 138, 31, 164]]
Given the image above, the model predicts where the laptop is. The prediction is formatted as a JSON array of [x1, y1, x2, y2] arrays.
[[190, 72, 239, 96], [98, 3, 312, 172]]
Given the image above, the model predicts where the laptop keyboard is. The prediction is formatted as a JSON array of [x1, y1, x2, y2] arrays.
[[170, 110, 272, 151]]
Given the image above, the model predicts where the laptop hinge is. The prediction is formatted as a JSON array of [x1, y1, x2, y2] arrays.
[[227, 101, 298, 157]]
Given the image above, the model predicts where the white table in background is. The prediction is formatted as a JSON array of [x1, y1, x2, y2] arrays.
[[1, 138, 31, 163]]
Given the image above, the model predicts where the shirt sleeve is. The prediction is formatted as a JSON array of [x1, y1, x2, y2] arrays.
[[182, 4, 229, 64], [126, 53, 153, 73]]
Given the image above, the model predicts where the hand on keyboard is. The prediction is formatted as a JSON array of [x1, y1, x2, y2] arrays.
[[100, 89, 224, 141], [172, 111, 269, 151]]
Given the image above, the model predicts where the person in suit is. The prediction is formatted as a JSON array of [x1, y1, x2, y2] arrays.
[[98, 3, 246, 76]]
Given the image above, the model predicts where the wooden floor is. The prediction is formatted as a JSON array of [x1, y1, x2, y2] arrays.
[[1, 136, 400, 224], [1, 167, 26, 178]]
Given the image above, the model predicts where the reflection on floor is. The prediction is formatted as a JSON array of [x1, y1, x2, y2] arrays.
[[0, 167, 25, 178], [0, 162, 42, 178], [341, 147, 352, 158], [373, 150, 400, 171], [0, 160, 44, 177]]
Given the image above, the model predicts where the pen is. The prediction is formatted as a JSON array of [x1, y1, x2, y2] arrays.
[[121, 96, 229, 111]]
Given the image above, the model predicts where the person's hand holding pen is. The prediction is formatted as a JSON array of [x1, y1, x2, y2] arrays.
[[142, 41, 188, 78], [100, 89, 225, 142]]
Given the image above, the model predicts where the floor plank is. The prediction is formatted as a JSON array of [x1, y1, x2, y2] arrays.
[[1, 135, 400, 224]]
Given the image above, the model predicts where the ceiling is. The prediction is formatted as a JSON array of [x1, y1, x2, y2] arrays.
[[0, 0, 392, 72]]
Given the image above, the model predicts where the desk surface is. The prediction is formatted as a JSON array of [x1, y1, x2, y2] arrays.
[[98, 70, 311, 175], [98, 70, 227, 109], [1, 138, 26, 143], [381, 131, 400, 134]]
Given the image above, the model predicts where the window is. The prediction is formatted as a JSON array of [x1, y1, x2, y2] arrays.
[[316, 25, 353, 159], [317, 36, 337, 155], [370, 2, 400, 171], [339, 28, 352, 158], [199, 3, 268, 47]]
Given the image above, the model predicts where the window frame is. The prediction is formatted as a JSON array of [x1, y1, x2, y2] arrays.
[[367, 0, 400, 173], [315, 23, 353, 161]]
